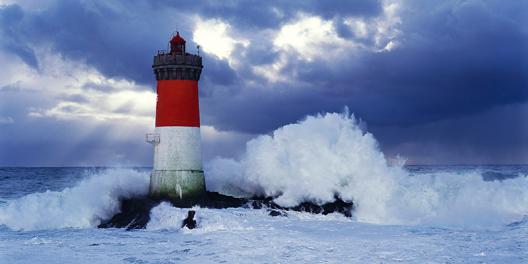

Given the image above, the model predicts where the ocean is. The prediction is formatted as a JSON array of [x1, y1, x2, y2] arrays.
[[1, 113, 527, 263], [0, 166, 527, 263]]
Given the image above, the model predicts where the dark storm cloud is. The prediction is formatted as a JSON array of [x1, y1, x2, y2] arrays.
[[200, 53, 238, 91], [372, 102, 528, 165], [25, 1, 162, 84], [0, 0, 384, 84], [0, 4, 38, 68], [0, 1, 186, 84], [292, 35, 527, 127], [0, 0, 527, 165], [200, 0, 528, 133], [145, 0, 382, 29]]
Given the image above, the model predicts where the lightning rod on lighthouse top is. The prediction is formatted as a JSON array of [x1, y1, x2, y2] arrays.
[[147, 32, 205, 205]]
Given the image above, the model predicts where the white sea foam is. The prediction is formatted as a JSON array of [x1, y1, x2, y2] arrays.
[[206, 111, 528, 227], [0, 168, 149, 231], [146, 201, 351, 234], [147, 202, 256, 233]]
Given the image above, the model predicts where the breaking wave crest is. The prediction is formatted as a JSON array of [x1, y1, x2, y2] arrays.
[[206, 111, 528, 227], [0, 169, 149, 231], [1, 112, 527, 231]]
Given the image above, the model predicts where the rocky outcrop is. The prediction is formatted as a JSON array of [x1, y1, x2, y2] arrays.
[[98, 192, 353, 230]]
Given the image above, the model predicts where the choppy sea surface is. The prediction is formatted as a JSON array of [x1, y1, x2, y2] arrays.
[[0, 166, 527, 263], [1, 111, 527, 263]]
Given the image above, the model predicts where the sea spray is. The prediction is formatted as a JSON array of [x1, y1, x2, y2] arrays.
[[1, 112, 527, 230], [0, 168, 149, 231], [206, 111, 528, 227], [389, 170, 528, 227], [206, 111, 403, 223]]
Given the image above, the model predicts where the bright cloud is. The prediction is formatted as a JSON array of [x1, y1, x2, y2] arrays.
[[252, 14, 354, 83], [29, 89, 155, 123], [253, 1, 402, 83], [0, 47, 156, 125], [252, 53, 291, 83], [344, 0, 401, 52], [274, 15, 351, 62], [193, 18, 249, 64]]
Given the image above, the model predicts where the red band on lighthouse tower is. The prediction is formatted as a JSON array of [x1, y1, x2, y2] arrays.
[[155, 80, 200, 127]]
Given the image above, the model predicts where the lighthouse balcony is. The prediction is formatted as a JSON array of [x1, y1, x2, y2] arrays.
[[153, 53, 202, 67], [145, 133, 160, 144]]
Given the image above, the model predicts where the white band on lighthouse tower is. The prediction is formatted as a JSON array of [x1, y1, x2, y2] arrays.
[[149, 126, 205, 203], [152, 127, 202, 171]]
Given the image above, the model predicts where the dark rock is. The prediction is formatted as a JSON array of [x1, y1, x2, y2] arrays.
[[251, 200, 263, 209], [268, 210, 287, 217], [321, 197, 353, 217], [249, 195, 353, 217], [198, 192, 248, 208], [181, 210, 197, 229], [98, 192, 354, 230], [97, 197, 159, 230]]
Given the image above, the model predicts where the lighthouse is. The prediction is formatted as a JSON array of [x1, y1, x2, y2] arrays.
[[147, 32, 205, 205]]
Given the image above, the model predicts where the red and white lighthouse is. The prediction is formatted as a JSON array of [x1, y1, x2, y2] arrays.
[[147, 32, 205, 204]]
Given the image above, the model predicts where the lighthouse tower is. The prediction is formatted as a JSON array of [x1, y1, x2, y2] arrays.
[[147, 32, 205, 205]]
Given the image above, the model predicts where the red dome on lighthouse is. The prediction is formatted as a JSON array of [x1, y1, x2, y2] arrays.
[[170, 32, 186, 45], [169, 32, 186, 54]]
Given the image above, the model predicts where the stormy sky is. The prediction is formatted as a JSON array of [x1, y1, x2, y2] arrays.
[[0, 0, 526, 166]]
